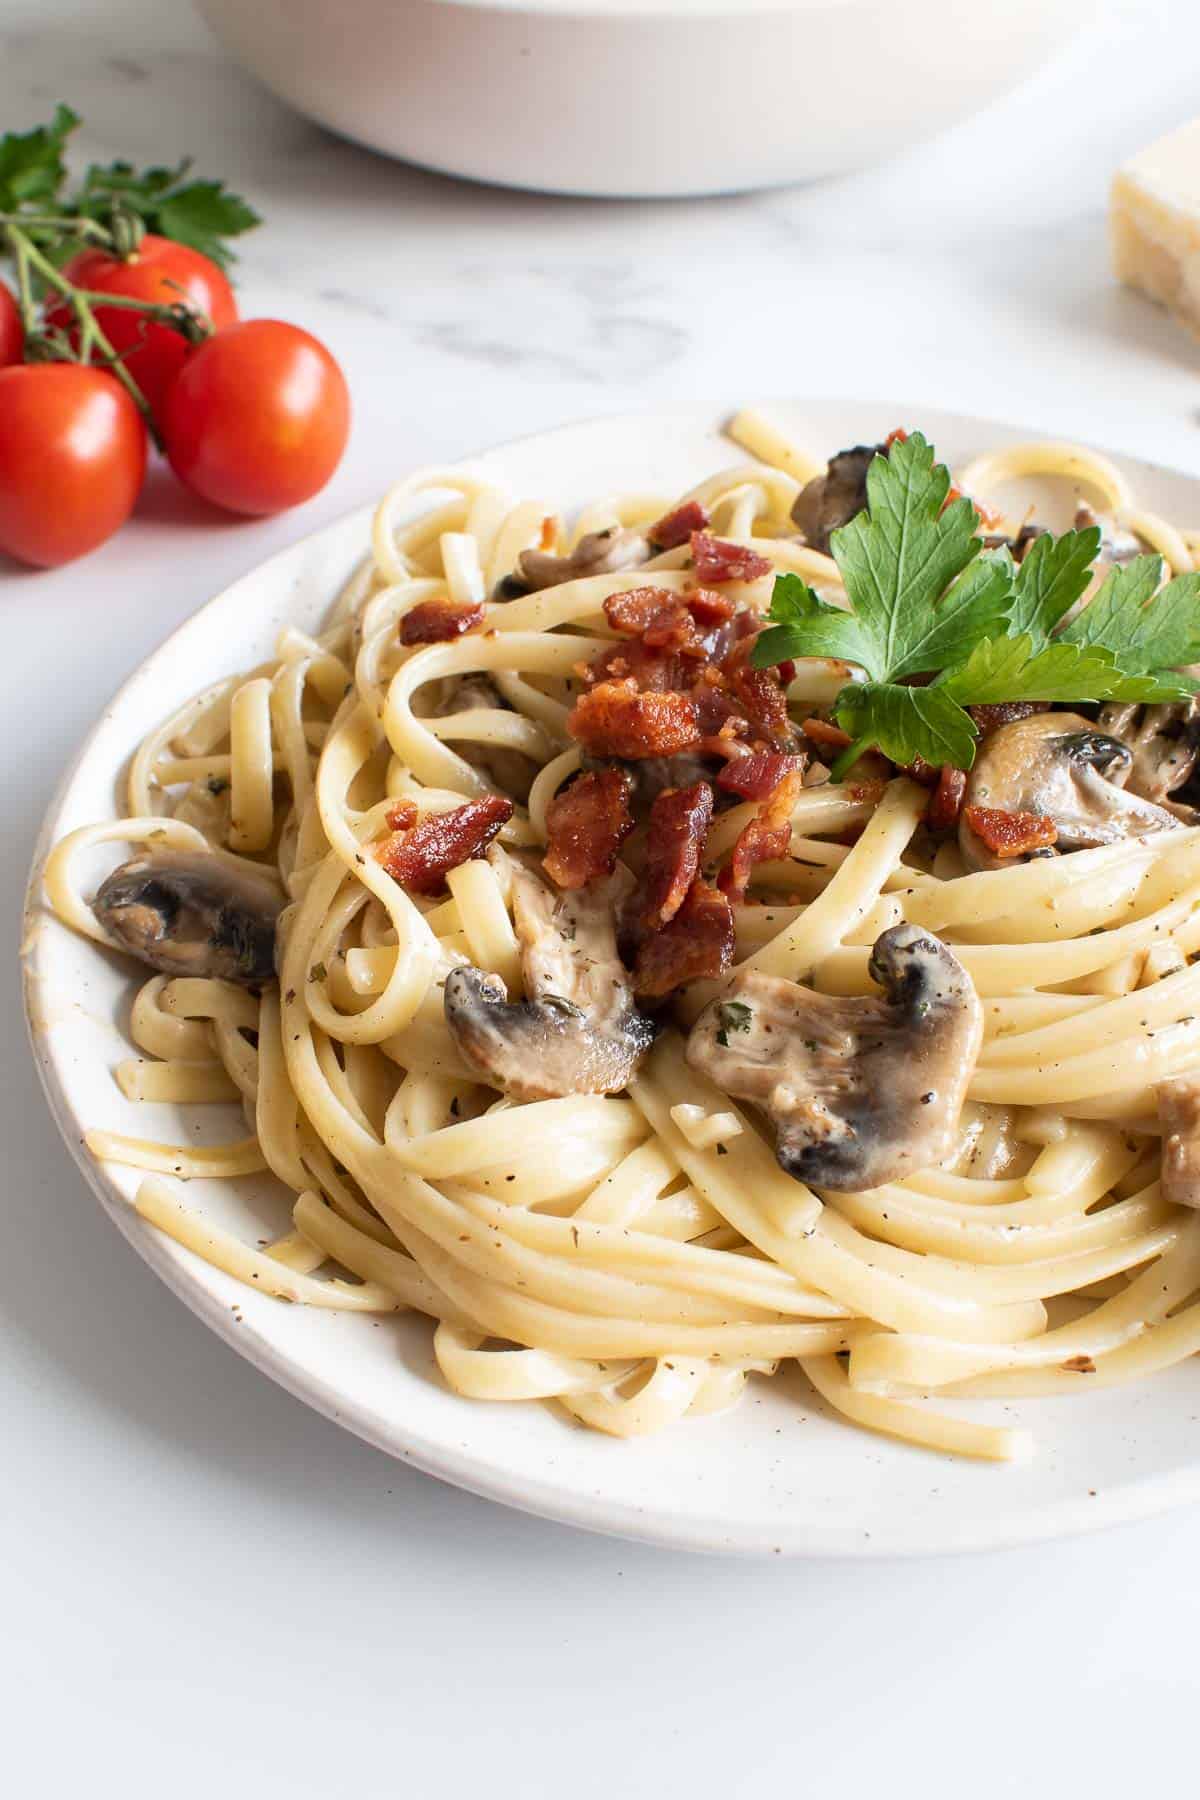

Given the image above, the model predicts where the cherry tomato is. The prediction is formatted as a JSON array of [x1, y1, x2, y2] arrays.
[[0, 365, 147, 568], [0, 278, 22, 367], [45, 235, 237, 423], [163, 319, 350, 516]]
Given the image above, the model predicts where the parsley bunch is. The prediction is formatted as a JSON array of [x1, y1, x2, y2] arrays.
[[751, 432, 1198, 776], [0, 104, 259, 269]]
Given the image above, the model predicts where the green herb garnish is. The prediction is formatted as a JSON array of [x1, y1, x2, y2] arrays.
[[716, 1000, 753, 1046], [0, 104, 260, 269], [752, 431, 1197, 775]]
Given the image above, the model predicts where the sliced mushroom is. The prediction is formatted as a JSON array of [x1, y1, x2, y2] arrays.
[[1074, 503, 1144, 567], [1158, 1075, 1200, 1208], [512, 525, 652, 595], [92, 848, 282, 986], [1097, 699, 1200, 807], [981, 522, 1047, 562], [686, 923, 982, 1191], [444, 864, 655, 1100], [790, 444, 881, 554], [959, 711, 1181, 871]]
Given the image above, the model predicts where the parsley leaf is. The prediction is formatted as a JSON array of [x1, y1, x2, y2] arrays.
[[0, 106, 260, 269], [1060, 556, 1200, 675], [750, 434, 1009, 685], [0, 102, 78, 213], [828, 432, 1008, 680], [751, 430, 1200, 773], [752, 573, 875, 674], [834, 683, 977, 771], [938, 634, 1193, 706], [1007, 527, 1101, 643]]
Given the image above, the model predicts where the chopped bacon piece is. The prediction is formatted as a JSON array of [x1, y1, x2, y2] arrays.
[[725, 658, 794, 749], [568, 679, 702, 759], [717, 751, 805, 800], [647, 500, 710, 550], [642, 782, 714, 929], [968, 701, 1051, 738], [687, 587, 735, 628], [373, 795, 513, 894], [885, 427, 909, 447], [927, 766, 967, 833], [634, 878, 735, 998], [399, 597, 486, 646], [690, 532, 773, 584], [604, 586, 706, 657], [961, 804, 1057, 859], [802, 716, 852, 752], [385, 800, 418, 831], [719, 766, 805, 901], [543, 769, 635, 890]]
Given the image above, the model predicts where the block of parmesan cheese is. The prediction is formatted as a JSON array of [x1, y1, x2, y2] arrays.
[[1111, 119, 1200, 337]]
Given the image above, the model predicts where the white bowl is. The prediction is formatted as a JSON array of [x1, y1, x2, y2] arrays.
[[24, 398, 1200, 1557], [196, 0, 1092, 198]]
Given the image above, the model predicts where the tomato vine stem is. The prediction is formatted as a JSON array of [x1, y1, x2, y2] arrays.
[[1, 216, 212, 452]]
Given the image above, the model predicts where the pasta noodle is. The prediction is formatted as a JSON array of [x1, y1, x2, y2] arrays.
[[39, 412, 1200, 1464]]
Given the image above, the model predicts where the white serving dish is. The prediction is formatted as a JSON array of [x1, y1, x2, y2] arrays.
[[23, 399, 1200, 1557], [195, 0, 1094, 198]]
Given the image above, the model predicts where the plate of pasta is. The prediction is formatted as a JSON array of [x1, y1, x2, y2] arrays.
[[24, 400, 1200, 1556]]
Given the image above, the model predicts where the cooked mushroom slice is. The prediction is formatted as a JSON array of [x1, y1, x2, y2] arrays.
[[686, 923, 983, 1192], [1074, 502, 1144, 567], [981, 521, 1047, 562], [1097, 699, 1200, 807], [959, 711, 1181, 871], [444, 865, 655, 1100], [1158, 1075, 1200, 1209], [93, 848, 282, 986], [790, 444, 881, 554], [514, 525, 652, 594]]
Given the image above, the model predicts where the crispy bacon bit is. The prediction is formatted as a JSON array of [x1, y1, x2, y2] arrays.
[[690, 532, 773, 584], [1061, 1355, 1097, 1374], [385, 800, 418, 831], [399, 597, 486, 646], [604, 586, 706, 657], [642, 782, 714, 929], [961, 804, 1057, 860], [802, 716, 852, 752], [885, 427, 909, 447], [724, 658, 794, 749], [568, 679, 702, 759], [927, 766, 967, 833], [719, 766, 805, 901], [373, 796, 513, 894], [687, 587, 735, 628], [717, 751, 804, 801], [647, 500, 710, 550], [634, 878, 735, 997], [543, 769, 635, 890], [968, 701, 1051, 738]]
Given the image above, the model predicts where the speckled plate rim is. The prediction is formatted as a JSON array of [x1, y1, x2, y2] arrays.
[[22, 401, 1200, 1558]]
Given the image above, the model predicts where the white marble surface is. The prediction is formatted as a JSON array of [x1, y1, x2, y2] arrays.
[[6, 0, 1200, 1792]]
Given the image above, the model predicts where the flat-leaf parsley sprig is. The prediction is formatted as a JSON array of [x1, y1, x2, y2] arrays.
[[750, 431, 1199, 778]]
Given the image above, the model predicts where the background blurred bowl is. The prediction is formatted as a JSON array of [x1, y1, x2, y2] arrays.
[[196, 0, 1093, 198]]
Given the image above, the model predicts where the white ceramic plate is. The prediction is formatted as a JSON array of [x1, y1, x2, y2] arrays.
[[23, 401, 1200, 1558]]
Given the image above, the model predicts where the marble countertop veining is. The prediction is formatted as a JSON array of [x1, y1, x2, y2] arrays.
[[5, 3, 1200, 1795]]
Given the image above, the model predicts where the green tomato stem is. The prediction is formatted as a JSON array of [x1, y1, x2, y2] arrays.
[[0, 222, 182, 449]]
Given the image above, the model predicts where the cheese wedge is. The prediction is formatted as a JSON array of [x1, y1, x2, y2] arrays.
[[1111, 119, 1200, 337]]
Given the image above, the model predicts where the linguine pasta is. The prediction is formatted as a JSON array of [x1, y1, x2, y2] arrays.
[[41, 410, 1200, 1462]]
